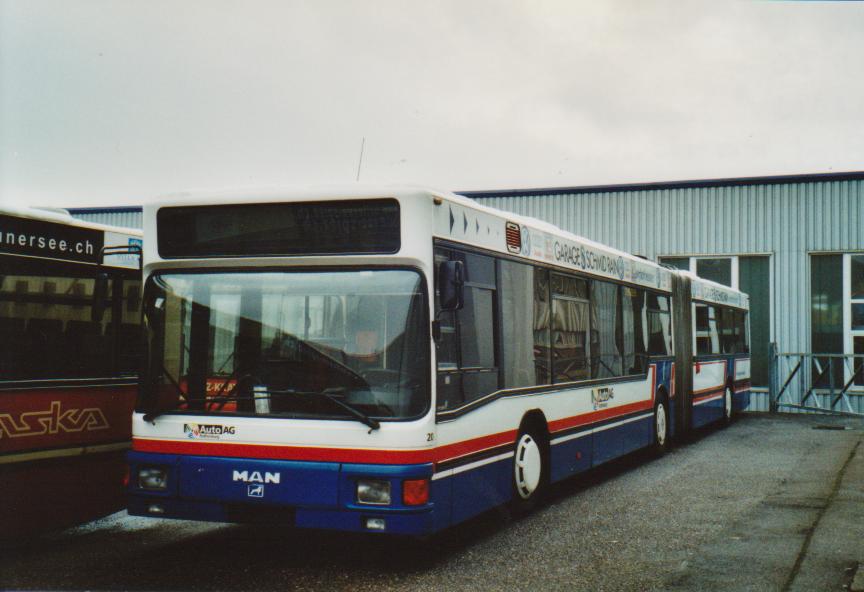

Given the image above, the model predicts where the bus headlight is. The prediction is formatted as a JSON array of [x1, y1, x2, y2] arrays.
[[356, 479, 391, 505], [138, 467, 168, 491]]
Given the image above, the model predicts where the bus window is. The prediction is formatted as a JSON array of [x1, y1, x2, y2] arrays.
[[552, 273, 590, 382], [695, 303, 720, 355], [433, 248, 498, 406], [590, 279, 622, 379], [533, 269, 551, 385], [456, 253, 496, 401], [0, 266, 116, 380], [646, 293, 672, 356], [734, 310, 749, 354], [621, 287, 647, 375], [718, 306, 737, 354], [499, 260, 547, 388]]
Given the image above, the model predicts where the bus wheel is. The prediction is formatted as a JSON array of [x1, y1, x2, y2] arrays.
[[653, 398, 669, 454], [511, 429, 546, 513], [723, 386, 733, 425]]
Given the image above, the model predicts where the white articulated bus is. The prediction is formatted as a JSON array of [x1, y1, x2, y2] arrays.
[[127, 187, 749, 535]]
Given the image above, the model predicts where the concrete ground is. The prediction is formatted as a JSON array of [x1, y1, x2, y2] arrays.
[[1, 413, 862, 591]]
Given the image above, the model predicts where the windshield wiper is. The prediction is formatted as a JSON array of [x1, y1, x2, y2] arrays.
[[267, 387, 380, 432]]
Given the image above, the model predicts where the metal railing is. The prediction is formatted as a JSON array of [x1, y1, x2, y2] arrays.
[[768, 344, 864, 416]]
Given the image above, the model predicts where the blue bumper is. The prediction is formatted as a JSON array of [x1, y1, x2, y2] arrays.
[[127, 451, 441, 535]]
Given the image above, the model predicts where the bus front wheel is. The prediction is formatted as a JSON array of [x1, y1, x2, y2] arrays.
[[511, 429, 547, 513]]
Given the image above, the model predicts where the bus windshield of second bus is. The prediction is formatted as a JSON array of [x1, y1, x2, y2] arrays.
[[138, 268, 429, 422]]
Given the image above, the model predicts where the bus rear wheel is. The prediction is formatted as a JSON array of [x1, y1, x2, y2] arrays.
[[511, 429, 547, 513], [653, 398, 669, 454], [723, 386, 733, 425]]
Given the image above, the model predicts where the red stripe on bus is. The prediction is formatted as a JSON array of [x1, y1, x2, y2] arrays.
[[547, 399, 654, 433], [692, 389, 724, 402], [433, 430, 519, 464], [132, 439, 435, 465]]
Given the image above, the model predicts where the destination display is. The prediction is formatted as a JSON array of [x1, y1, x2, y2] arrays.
[[157, 199, 401, 258]]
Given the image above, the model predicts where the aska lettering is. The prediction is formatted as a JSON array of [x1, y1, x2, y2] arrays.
[[0, 401, 109, 438]]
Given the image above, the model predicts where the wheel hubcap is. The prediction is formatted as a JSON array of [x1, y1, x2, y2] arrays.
[[656, 403, 667, 446], [514, 434, 542, 499]]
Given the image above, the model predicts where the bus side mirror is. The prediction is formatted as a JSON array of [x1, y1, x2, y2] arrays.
[[92, 272, 110, 322], [439, 260, 464, 312]]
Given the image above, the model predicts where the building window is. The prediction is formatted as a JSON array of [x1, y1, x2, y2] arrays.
[[696, 258, 734, 288], [810, 253, 864, 390], [850, 255, 864, 387]]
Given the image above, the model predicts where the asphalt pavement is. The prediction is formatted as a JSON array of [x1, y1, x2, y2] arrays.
[[2, 412, 862, 592]]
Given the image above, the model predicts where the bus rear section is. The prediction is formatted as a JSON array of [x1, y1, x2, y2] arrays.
[[0, 207, 142, 538], [690, 279, 751, 429]]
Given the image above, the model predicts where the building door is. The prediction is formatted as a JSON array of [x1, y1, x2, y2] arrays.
[[739, 256, 770, 387]]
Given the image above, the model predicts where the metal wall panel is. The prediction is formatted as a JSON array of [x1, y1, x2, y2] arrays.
[[67, 208, 143, 230], [468, 178, 864, 412]]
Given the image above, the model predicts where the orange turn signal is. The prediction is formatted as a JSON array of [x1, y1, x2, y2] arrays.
[[402, 478, 430, 506]]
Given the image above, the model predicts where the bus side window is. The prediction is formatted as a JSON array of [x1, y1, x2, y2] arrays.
[[718, 306, 737, 354], [552, 273, 591, 382], [621, 287, 647, 375], [0, 266, 115, 380], [734, 310, 749, 354], [434, 248, 497, 408], [695, 304, 720, 355], [499, 260, 545, 388], [646, 293, 671, 357], [457, 253, 497, 402], [589, 279, 621, 379]]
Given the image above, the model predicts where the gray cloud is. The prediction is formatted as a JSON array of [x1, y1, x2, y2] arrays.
[[1, 0, 862, 207]]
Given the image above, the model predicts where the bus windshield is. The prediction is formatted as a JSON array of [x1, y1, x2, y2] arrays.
[[138, 269, 429, 420]]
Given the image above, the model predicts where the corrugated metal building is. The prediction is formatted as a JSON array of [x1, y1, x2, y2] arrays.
[[461, 171, 864, 413], [67, 206, 142, 230]]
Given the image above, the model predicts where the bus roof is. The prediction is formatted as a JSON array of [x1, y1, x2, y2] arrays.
[[678, 270, 749, 310], [144, 185, 748, 307], [1, 204, 142, 236]]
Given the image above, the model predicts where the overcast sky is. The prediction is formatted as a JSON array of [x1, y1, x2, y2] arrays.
[[1, 0, 863, 208]]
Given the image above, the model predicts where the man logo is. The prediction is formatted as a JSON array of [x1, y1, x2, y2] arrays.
[[247, 484, 264, 498], [232, 470, 281, 484]]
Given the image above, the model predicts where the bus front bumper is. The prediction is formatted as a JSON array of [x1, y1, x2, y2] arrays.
[[127, 451, 440, 536]]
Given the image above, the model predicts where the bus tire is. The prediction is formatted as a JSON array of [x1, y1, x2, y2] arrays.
[[510, 427, 548, 514], [723, 386, 733, 425], [653, 395, 670, 454]]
